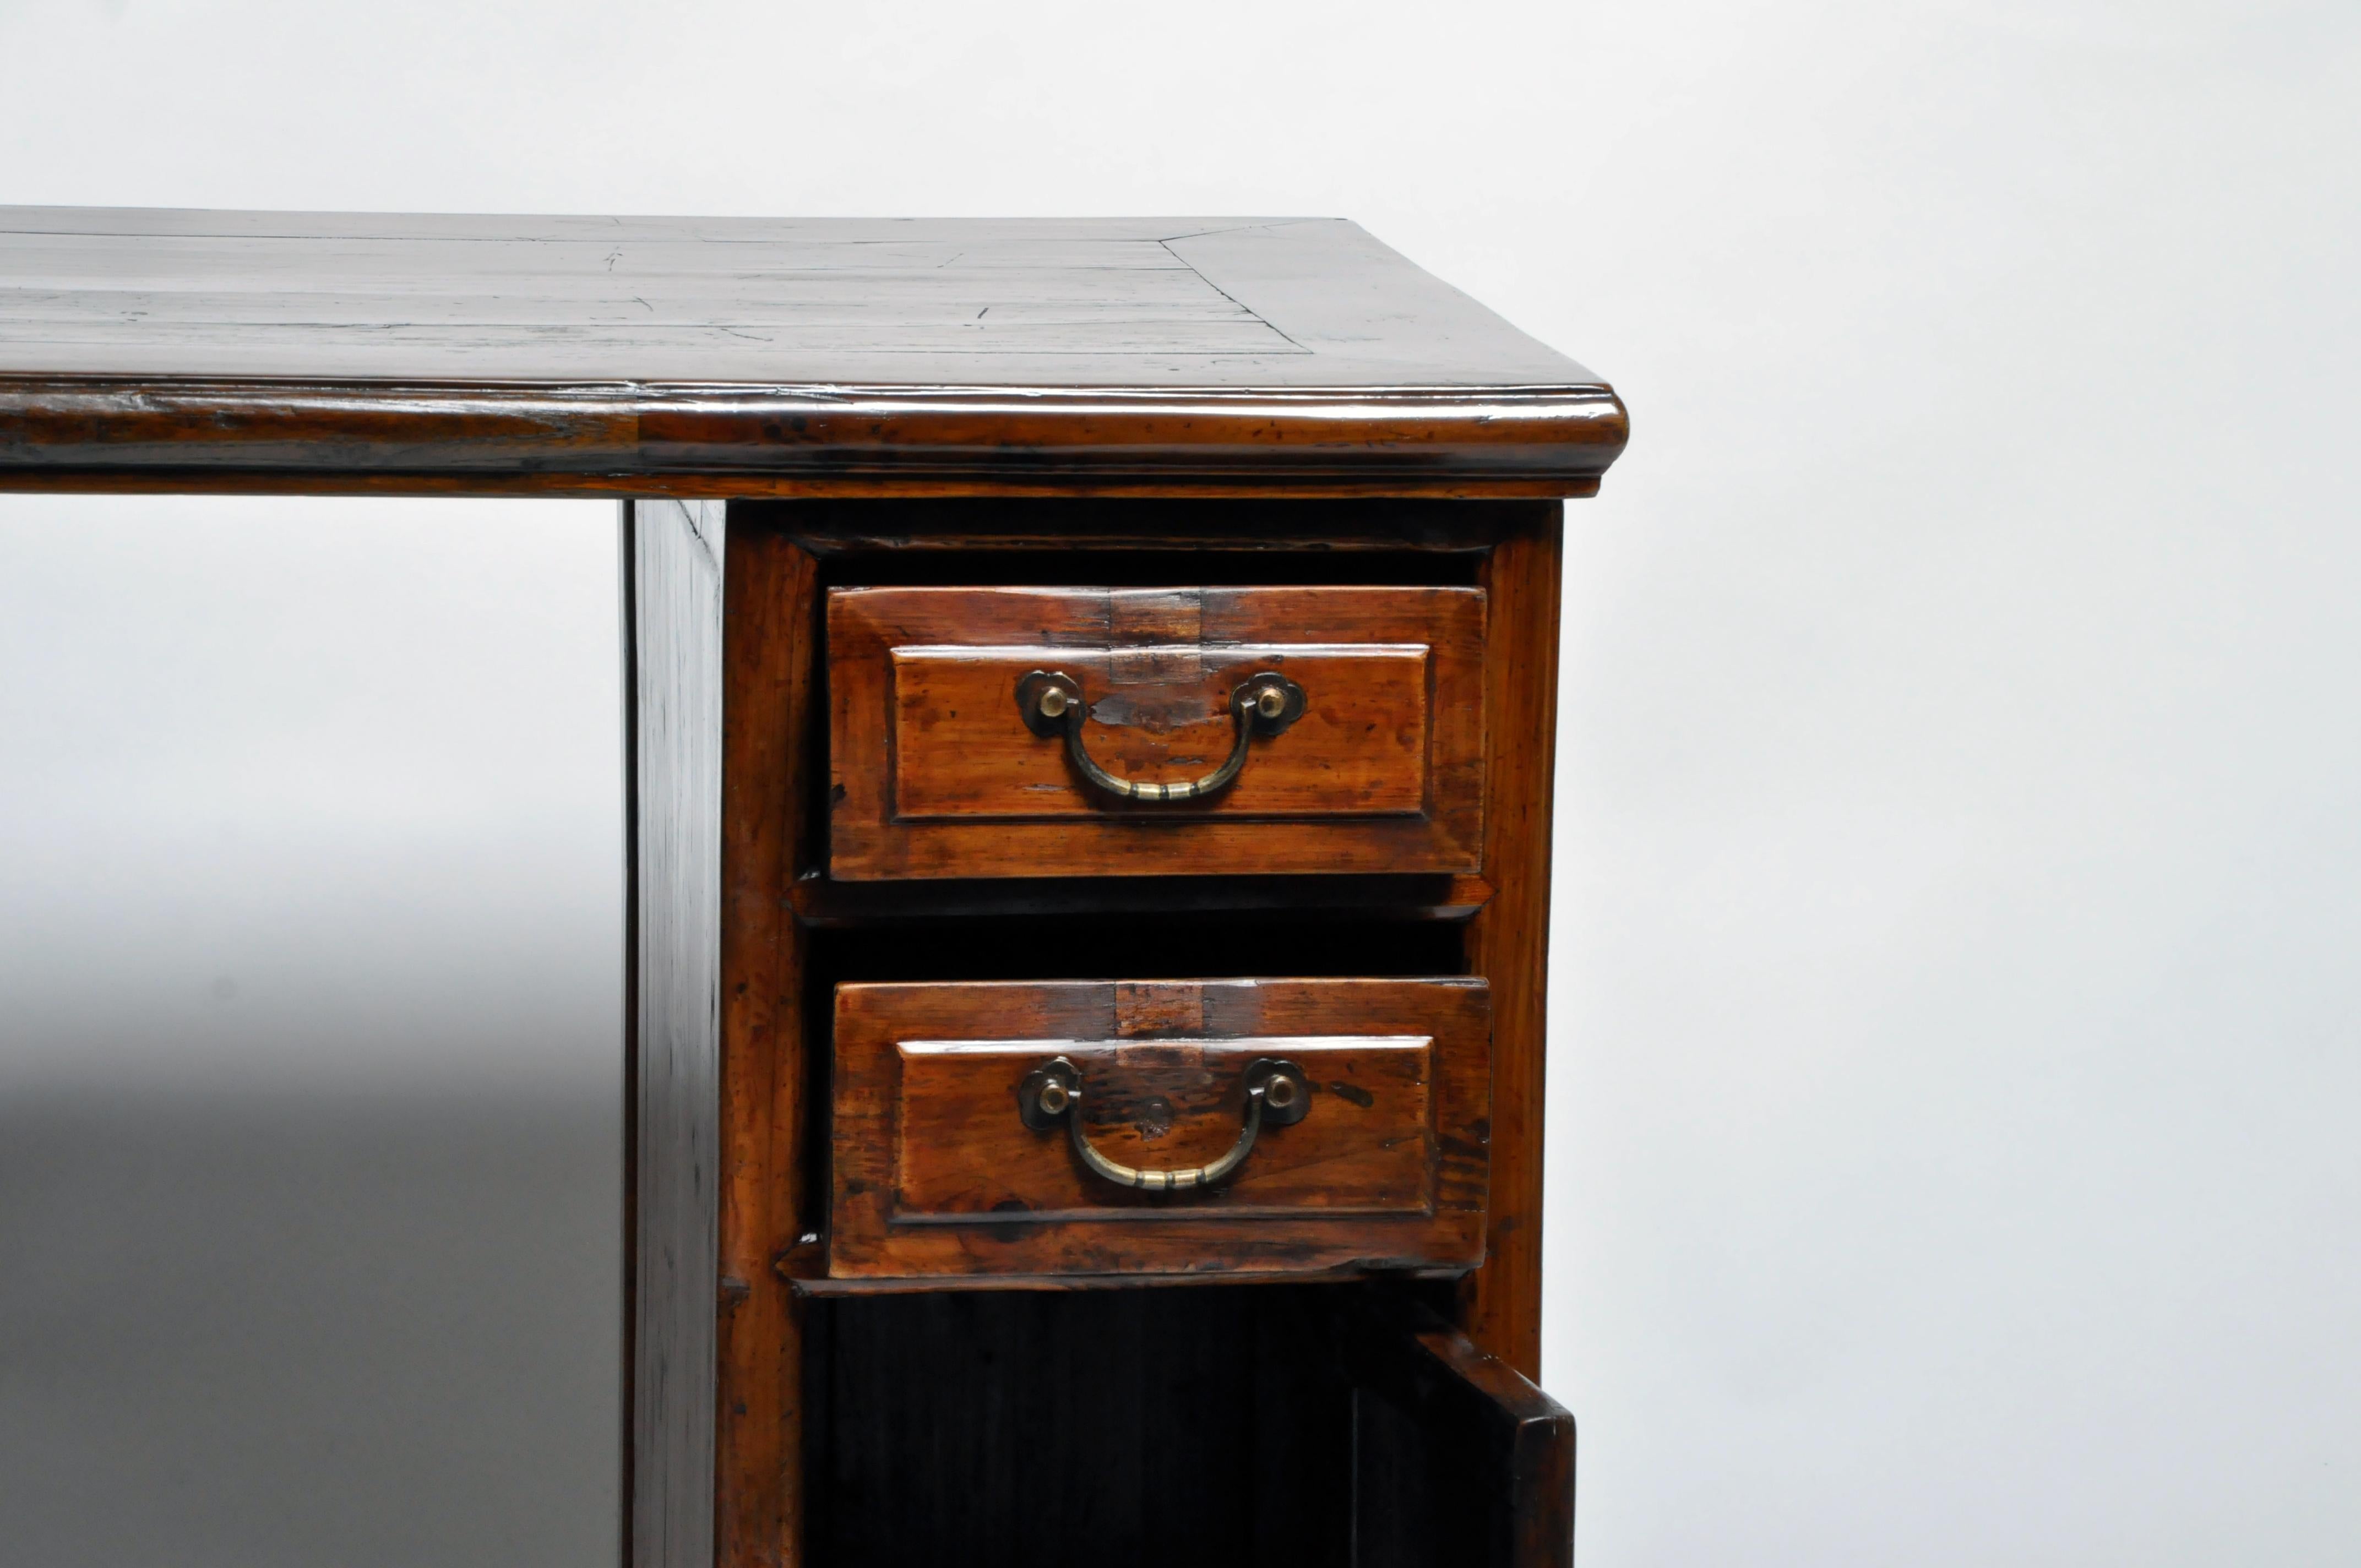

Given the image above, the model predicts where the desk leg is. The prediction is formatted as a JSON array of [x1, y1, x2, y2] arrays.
[[712, 516, 819, 1568], [1459, 509, 1565, 1381]]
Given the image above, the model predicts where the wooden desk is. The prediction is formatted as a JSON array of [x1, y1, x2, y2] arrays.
[[0, 208, 1628, 1567]]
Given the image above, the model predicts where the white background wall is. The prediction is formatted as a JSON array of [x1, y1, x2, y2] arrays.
[[3, 2, 2354, 1562]]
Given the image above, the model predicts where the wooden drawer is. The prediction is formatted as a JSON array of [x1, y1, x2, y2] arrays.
[[826, 978, 1491, 1281], [826, 585, 1486, 879]]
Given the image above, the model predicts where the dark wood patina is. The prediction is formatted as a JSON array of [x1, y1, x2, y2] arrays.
[[7, 206, 1620, 1568], [0, 209, 1624, 497]]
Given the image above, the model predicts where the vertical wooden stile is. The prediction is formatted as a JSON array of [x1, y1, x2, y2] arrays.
[[713, 521, 818, 1567], [1459, 506, 1566, 1380]]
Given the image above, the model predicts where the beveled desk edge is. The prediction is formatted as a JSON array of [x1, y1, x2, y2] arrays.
[[0, 378, 1627, 498]]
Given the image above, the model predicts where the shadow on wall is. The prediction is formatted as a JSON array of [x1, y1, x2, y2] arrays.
[[0, 494, 629, 1567], [0, 1082, 620, 1568]]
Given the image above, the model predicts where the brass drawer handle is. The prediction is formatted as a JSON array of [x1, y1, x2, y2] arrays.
[[1018, 1055, 1311, 1191], [1015, 669, 1307, 803]]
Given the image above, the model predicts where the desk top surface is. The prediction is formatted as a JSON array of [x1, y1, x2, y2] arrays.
[[0, 209, 1625, 497]]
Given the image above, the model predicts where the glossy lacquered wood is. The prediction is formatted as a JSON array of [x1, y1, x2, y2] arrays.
[[711, 522, 820, 1567], [1456, 521, 1563, 1381], [698, 500, 1569, 1566], [827, 585, 1486, 879], [16, 193, 1608, 1566], [0, 210, 1626, 495], [828, 979, 1490, 1281]]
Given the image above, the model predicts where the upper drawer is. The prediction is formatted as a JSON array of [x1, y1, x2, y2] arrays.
[[827, 585, 1487, 879]]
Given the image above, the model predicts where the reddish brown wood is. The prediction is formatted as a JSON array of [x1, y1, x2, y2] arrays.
[[0, 210, 1628, 495], [10, 197, 1612, 1564], [828, 585, 1486, 879], [1456, 513, 1565, 1381], [895, 647, 1428, 818], [894, 1038, 1435, 1215], [828, 979, 1490, 1281], [705, 505, 1566, 1564], [0, 467, 1598, 502], [713, 527, 818, 1568]]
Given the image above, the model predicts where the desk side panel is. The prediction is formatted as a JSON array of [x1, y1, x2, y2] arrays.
[[627, 499, 725, 1568]]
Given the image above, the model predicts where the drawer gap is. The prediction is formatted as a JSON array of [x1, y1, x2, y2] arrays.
[[791, 872, 1494, 926], [808, 914, 1468, 987]]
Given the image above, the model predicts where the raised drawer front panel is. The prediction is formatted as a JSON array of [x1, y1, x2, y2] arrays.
[[828, 978, 1491, 1281], [826, 585, 1486, 879]]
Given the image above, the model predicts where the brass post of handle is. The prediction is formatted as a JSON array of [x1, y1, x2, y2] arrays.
[[1014, 669, 1307, 803], [1017, 1055, 1312, 1191]]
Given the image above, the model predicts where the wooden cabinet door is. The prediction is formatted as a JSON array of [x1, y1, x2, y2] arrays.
[[803, 1288, 1571, 1567], [1334, 1294, 1576, 1568]]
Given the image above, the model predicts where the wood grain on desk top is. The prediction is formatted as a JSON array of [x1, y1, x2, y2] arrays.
[[0, 209, 1627, 495]]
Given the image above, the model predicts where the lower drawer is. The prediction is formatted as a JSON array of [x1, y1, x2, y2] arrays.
[[826, 977, 1491, 1281]]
